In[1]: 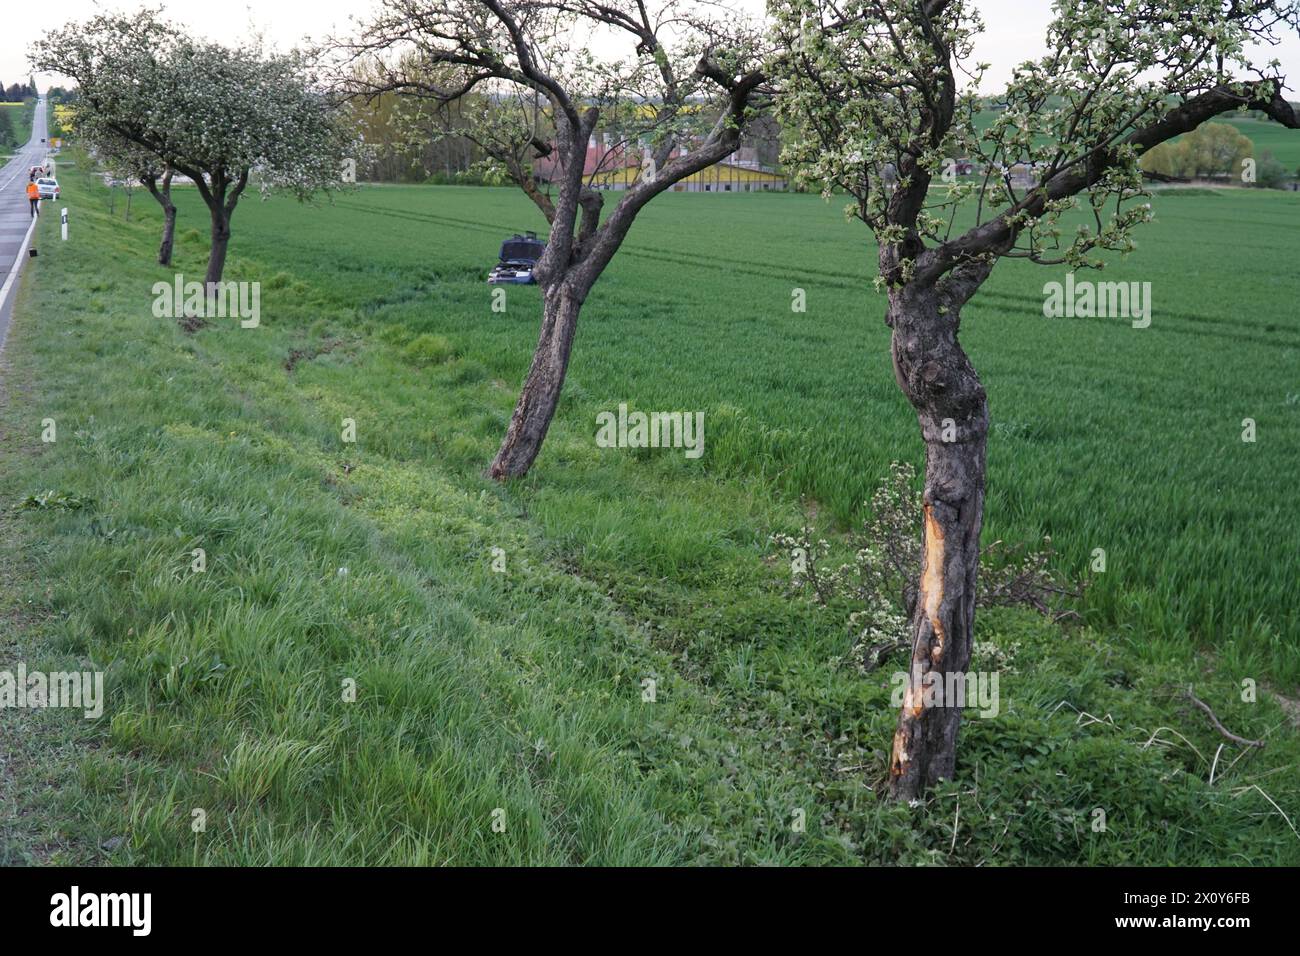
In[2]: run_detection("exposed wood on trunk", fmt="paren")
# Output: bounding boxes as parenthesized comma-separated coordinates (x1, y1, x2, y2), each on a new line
(886, 282, 988, 800)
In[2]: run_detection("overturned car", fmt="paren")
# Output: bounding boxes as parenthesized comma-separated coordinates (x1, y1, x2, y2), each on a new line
(487, 232, 546, 285)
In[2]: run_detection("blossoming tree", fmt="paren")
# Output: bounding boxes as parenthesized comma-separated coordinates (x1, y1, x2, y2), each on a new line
(770, 0, 1300, 800)
(101, 136, 180, 266)
(33, 11, 359, 289)
(341, 0, 769, 478)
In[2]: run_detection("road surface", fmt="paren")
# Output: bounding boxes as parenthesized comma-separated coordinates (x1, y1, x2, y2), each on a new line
(0, 96, 50, 353)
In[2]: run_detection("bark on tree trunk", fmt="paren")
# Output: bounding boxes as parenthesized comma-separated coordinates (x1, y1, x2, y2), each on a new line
(143, 172, 177, 266)
(205, 206, 231, 290)
(488, 282, 585, 479)
(886, 282, 989, 801)
(158, 204, 177, 266)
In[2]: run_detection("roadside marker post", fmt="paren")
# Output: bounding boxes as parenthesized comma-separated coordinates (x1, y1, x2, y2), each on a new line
(61, 207, 68, 241)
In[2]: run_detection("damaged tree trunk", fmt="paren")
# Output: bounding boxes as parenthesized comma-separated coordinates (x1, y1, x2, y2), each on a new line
(488, 280, 587, 478)
(886, 280, 989, 800)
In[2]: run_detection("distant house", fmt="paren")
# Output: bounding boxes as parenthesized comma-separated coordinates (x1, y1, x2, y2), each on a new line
(534, 137, 787, 192)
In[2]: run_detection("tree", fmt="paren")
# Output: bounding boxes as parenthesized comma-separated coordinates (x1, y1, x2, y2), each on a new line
(772, 0, 1300, 800)
(162, 40, 360, 288)
(1192, 121, 1254, 178)
(1139, 138, 1195, 179)
(340, 0, 769, 478)
(32, 13, 189, 269)
(1139, 122, 1253, 180)
(32, 10, 360, 289)
(101, 135, 180, 265)
(1162, 120, 1256, 178)
(346, 64, 497, 183)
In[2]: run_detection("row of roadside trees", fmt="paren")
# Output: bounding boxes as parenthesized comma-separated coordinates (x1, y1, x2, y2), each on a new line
(31, 0, 1300, 803)
(31, 15, 358, 282)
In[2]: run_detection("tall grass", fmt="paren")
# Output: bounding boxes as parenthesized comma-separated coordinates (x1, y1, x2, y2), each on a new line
(1, 163, 1296, 866)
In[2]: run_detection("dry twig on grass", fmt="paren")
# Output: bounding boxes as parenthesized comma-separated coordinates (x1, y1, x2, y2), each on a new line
(1185, 685, 1264, 749)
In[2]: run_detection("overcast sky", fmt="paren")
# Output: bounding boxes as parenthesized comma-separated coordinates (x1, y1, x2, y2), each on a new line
(5, 0, 1299, 97)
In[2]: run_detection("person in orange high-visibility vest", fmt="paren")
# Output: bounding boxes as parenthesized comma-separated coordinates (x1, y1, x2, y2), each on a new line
(26, 180, 41, 218)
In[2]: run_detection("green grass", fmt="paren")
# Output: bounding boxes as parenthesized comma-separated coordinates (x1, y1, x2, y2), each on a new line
(0, 99, 37, 154)
(142, 178, 1300, 679)
(1219, 114, 1300, 172)
(0, 158, 1297, 866)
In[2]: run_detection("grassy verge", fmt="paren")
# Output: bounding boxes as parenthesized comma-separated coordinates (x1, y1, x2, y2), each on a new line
(0, 99, 37, 157)
(0, 162, 1296, 865)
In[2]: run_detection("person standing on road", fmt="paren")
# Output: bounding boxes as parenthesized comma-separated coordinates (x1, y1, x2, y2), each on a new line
(27, 179, 41, 218)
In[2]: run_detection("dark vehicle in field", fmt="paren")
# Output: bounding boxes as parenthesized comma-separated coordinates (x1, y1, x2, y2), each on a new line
(487, 232, 546, 284)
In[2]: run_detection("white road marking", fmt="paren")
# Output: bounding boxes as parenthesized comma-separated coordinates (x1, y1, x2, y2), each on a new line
(0, 98, 49, 352)
(0, 214, 38, 322)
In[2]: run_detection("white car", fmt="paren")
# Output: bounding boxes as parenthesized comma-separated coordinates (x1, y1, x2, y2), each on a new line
(36, 177, 59, 200)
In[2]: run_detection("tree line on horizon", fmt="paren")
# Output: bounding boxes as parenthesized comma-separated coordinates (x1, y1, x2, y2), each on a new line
(0, 78, 38, 101)
(347, 72, 784, 186)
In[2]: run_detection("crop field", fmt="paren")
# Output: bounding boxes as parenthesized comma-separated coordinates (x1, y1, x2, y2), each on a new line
(1220, 113, 1300, 170)
(176, 181, 1300, 674)
(2, 164, 1298, 865)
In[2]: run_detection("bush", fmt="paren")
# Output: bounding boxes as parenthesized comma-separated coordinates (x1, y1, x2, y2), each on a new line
(1253, 150, 1289, 189)
(772, 462, 1084, 671)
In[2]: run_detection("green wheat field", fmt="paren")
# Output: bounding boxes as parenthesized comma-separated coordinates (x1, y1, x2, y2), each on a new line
(1, 159, 1296, 865)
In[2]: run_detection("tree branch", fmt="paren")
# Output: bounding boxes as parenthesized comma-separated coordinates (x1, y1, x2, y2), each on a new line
(917, 80, 1299, 284)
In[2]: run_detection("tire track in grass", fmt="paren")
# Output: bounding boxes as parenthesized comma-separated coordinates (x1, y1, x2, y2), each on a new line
(332, 198, 868, 289)
(335, 198, 1300, 350)
(967, 289, 1300, 351)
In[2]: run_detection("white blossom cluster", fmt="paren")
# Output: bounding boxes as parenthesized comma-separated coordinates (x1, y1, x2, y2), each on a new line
(32, 11, 362, 205)
(769, 0, 1296, 275)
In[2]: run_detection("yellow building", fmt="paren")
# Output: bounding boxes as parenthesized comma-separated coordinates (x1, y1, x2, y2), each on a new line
(538, 141, 787, 192)
(671, 158, 788, 192)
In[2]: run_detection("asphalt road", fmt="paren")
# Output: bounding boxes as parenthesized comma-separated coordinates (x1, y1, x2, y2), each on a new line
(0, 96, 51, 353)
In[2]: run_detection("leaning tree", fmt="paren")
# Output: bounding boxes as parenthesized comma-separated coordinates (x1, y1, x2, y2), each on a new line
(99, 135, 181, 266)
(771, 0, 1300, 800)
(340, 0, 769, 478)
(33, 11, 359, 289)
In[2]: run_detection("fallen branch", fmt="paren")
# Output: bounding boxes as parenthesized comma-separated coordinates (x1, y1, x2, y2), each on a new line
(1186, 685, 1264, 749)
